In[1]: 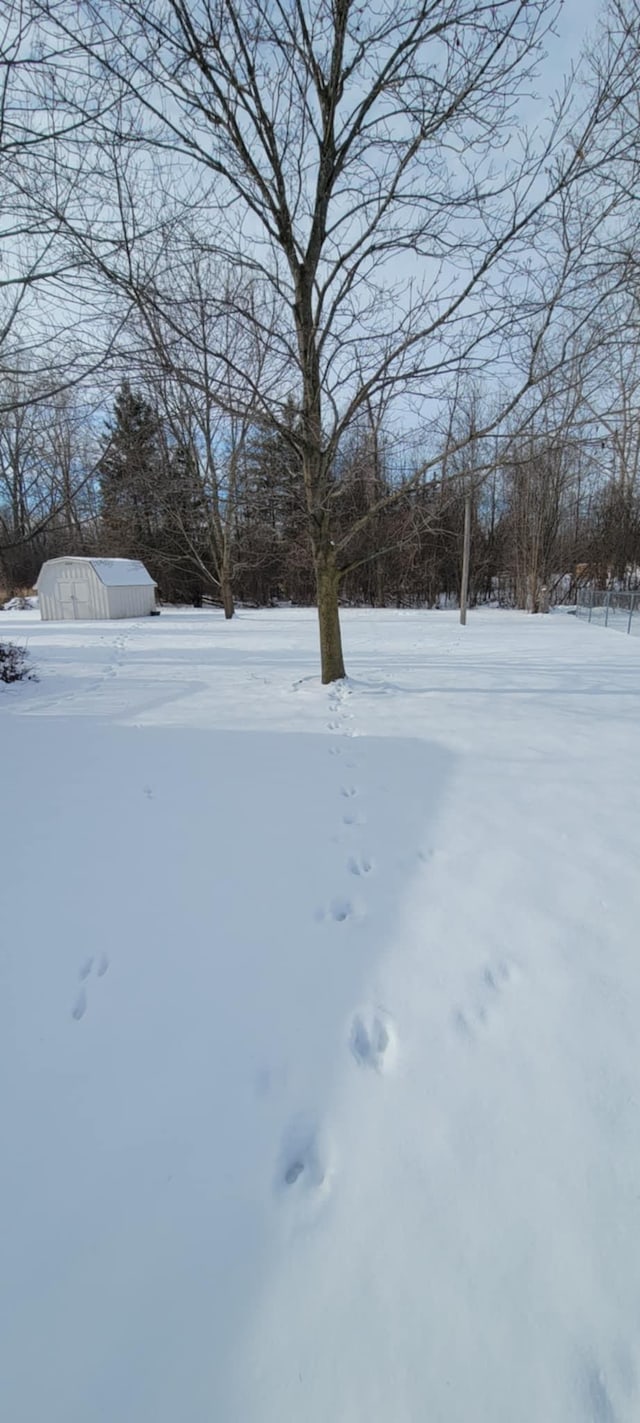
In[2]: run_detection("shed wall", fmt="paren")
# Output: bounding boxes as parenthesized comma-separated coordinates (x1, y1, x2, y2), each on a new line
(38, 559, 156, 620)
(105, 584, 156, 618)
(39, 561, 107, 620)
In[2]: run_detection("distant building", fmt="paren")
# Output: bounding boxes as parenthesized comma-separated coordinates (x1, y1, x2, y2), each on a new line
(37, 557, 157, 621)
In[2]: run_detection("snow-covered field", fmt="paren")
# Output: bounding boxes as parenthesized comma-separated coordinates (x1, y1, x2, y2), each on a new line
(1, 606, 639, 1423)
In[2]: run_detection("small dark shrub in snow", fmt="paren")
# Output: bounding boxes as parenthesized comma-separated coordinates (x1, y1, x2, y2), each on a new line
(0, 642, 33, 684)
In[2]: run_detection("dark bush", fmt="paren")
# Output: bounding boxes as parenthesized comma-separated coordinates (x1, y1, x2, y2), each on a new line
(0, 643, 34, 684)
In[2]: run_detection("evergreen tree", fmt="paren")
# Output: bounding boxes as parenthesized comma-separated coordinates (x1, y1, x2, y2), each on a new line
(99, 382, 165, 556)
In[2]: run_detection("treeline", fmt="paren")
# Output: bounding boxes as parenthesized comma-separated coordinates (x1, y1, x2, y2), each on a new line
(2, 374, 639, 611)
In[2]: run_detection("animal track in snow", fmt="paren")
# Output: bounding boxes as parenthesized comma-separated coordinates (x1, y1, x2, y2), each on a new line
(452, 958, 516, 1041)
(579, 1343, 638, 1423)
(340, 785, 358, 799)
(342, 811, 366, 827)
(315, 896, 360, 924)
(349, 1012, 393, 1072)
(329, 897, 356, 922)
(278, 1115, 327, 1194)
(72, 988, 87, 1021)
(482, 963, 508, 993)
(452, 1008, 473, 1039)
(72, 953, 109, 1020)
(583, 1362, 618, 1423)
(328, 745, 342, 757)
(347, 855, 372, 877)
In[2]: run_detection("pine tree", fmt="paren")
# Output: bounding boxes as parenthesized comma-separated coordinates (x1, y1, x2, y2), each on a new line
(99, 382, 165, 557)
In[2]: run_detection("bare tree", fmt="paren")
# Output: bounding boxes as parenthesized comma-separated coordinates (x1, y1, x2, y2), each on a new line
(1, 4, 62, 373)
(29, 0, 611, 677)
(0, 377, 102, 591)
(1, 4, 87, 389)
(132, 249, 272, 619)
(151, 377, 253, 620)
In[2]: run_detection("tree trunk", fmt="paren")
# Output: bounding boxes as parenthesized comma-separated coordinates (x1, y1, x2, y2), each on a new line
(315, 546, 346, 684)
(460, 493, 472, 626)
(375, 555, 385, 608)
(221, 555, 234, 620)
(221, 578, 234, 620)
(526, 569, 540, 613)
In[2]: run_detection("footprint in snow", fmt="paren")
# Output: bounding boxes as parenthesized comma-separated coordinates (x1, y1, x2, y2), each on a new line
(482, 963, 508, 993)
(350, 1011, 393, 1072)
(328, 897, 357, 923)
(583, 1362, 618, 1423)
(71, 953, 109, 1020)
(341, 786, 358, 799)
(453, 959, 516, 1041)
(347, 855, 372, 877)
(278, 1114, 328, 1194)
(315, 897, 360, 924)
(72, 988, 88, 1021)
(452, 1008, 473, 1039)
(342, 811, 366, 828)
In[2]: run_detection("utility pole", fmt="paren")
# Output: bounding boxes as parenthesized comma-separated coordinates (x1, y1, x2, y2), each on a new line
(460, 493, 472, 626)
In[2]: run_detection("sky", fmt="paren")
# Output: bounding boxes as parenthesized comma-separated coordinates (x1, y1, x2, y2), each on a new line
(0, 0, 610, 438)
(544, 0, 602, 90)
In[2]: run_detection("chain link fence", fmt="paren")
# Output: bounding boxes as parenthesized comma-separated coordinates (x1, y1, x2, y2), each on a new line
(574, 588, 639, 636)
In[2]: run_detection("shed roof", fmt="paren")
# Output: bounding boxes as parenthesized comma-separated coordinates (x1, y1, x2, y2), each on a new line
(38, 557, 156, 588)
(90, 558, 156, 587)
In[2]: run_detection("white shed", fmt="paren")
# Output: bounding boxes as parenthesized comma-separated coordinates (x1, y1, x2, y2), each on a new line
(37, 557, 157, 621)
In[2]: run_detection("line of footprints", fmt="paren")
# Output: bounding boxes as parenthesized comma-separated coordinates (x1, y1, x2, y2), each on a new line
(317, 684, 373, 925)
(72, 952, 110, 1021)
(280, 681, 394, 1196)
(279, 679, 520, 1196)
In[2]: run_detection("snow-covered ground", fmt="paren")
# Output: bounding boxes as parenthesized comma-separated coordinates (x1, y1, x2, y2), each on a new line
(1, 607, 639, 1423)
(577, 603, 640, 638)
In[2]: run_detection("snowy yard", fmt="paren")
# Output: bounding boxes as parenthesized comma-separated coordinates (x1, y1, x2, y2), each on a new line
(1, 606, 640, 1423)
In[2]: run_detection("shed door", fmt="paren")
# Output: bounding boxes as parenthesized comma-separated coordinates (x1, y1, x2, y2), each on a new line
(60, 579, 91, 619)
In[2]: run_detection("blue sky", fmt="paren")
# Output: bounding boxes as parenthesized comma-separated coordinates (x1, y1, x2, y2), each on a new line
(545, 0, 602, 88)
